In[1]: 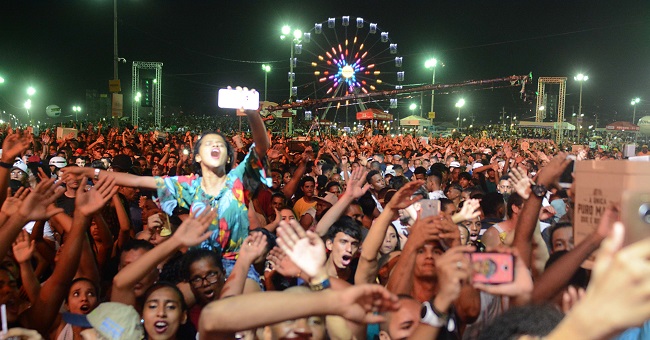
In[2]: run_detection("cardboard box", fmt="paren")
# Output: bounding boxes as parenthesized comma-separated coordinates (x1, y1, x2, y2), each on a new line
(575, 160, 650, 243)
(574, 160, 650, 266)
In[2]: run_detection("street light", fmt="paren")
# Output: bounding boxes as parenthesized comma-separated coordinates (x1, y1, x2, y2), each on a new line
(455, 99, 465, 129)
(262, 64, 271, 101)
(574, 73, 588, 144)
(27, 87, 36, 96)
(424, 58, 437, 119)
(0, 76, 4, 84)
(409, 103, 417, 111)
(631, 97, 641, 124)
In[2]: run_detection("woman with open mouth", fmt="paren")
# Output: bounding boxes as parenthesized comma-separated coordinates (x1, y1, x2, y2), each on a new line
(143, 282, 193, 340)
(52, 277, 100, 339)
(61, 104, 270, 292)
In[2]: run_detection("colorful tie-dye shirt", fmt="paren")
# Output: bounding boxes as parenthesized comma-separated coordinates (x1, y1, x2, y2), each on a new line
(155, 145, 270, 259)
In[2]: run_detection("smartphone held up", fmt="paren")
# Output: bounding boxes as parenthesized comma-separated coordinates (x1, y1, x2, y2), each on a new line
(469, 252, 515, 284)
(218, 87, 259, 111)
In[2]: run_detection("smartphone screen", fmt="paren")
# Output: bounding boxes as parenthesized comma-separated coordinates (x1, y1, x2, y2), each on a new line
(218, 88, 259, 110)
(419, 199, 441, 218)
(470, 252, 515, 284)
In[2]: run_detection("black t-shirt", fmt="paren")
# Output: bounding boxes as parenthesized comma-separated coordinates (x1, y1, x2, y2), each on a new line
(55, 195, 76, 217)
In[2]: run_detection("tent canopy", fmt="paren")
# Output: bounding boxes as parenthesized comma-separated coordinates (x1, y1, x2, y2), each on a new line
(356, 108, 393, 121)
(400, 115, 432, 126)
(517, 121, 575, 131)
(605, 121, 640, 131)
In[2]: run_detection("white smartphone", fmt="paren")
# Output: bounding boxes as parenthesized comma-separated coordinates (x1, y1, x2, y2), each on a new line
(419, 199, 441, 218)
(218, 88, 259, 110)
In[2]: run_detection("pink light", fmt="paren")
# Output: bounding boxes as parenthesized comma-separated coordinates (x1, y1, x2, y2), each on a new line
(338, 44, 342, 53)
(327, 87, 333, 94)
(361, 51, 368, 59)
(367, 64, 375, 69)
(326, 51, 332, 59)
(362, 88, 368, 94)
(319, 77, 327, 82)
(331, 47, 337, 55)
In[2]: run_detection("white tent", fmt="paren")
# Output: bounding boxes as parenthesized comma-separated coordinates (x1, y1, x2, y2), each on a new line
(400, 115, 432, 126)
(517, 121, 575, 130)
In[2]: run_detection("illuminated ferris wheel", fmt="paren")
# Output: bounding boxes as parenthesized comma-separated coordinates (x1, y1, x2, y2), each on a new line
(293, 16, 404, 119)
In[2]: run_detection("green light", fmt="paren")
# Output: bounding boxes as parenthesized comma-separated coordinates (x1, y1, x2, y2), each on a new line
(424, 58, 437, 69)
(293, 29, 302, 40)
(455, 99, 465, 108)
(27, 87, 36, 96)
(262, 64, 271, 72)
(281, 25, 291, 35)
(0, 77, 4, 84)
(409, 103, 417, 110)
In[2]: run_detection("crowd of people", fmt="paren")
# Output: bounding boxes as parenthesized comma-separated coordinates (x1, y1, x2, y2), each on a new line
(0, 107, 648, 340)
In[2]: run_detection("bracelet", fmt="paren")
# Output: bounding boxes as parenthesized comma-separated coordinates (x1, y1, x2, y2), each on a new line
(94, 168, 101, 180)
(0, 161, 12, 169)
(309, 278, 331, 291)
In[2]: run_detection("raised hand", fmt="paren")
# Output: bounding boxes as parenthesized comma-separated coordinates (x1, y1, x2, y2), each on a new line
(561, 285, 585, 314)
(75, 177, 119, 217)
(171, 208, 216, 248)
(344, 166, 371, 199)
(535, 152, 572, 188)
(267, 246, 301, 278)
(539, 205, 556, 221)
(385, 180, 426, 211)
(238, 231, 268, 265)
(453, 198, 481, 222)
(276, 219, 326, 278)
(434, 245, 474, 311)
(1, 131, 32, 163)
(18, 178, 65, 221)
(12, 230, 35, 264)
(332, 284, 400, 324)
(1, 187, 30, 216)
(509, 167, 534, 199)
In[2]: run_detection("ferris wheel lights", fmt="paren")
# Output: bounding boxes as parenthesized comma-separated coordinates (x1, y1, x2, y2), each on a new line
(303, 33, 311, 43)
(288, 72, 295, 82)
(397, 71, 404, 82)
(342, 16, 350, 26)
(318, 55, 324, 61)
(311, 62, 318, 67)
(326, 51, 332, 58)
(357, 18, 364, 28)
(315, 23, 322, 34)
(295, 45, 302, 54)
(377, 80, 383, 84)
(328, 18, 335, 28)
(314, 71, 320, 76)
(373, 71, 381, 75)
(390, 98, 398, 108)
(291, 58, 297, 67)
(291, 87, 297, 96)
(395, 57, 403, 67)
(389, 44, 397, 54)
(362, 88, 368, 94)
(367, 64, 375, 69)
(381, 32, 389, 42)
(370, 85, 376, 91)
(395, 85, 403, 90)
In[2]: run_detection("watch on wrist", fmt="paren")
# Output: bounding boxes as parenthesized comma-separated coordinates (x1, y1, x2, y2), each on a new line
(420, 301, 448, 328)
(531, 183, 547, 198)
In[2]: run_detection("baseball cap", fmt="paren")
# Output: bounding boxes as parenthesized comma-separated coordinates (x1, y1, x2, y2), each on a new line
(449, 161, 461, 168)
(643, 145, 648, 148)
(472, 162, 484, 170)
(483, 148, 492, 154)
(62, 302, 143, 340)
(12, 160, 27, 174)
(314, 192, 338, 206)
(393, 154, 402, 161)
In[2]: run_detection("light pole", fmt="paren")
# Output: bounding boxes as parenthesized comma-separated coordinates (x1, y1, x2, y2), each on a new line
(425, 58, 437, 119)
(73, 106, 81, 122)
(631, 97, 640, 124)
(262, 64, 271, 101)
(24, 100, 32, 125)
(574, 73, 588, 144)
(281, 26, 302, 135)
(455, 99, 465, 129)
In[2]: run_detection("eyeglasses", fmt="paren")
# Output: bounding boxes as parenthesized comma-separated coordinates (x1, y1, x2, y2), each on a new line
(189, 271, 222, 288)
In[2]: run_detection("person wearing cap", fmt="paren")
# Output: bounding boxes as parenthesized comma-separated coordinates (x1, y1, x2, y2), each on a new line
(49, 156, 67, 179)
(312, 192, 338, 224)
(61, 106, 270, 293)
(448, 161, 462, 184)
(10, 160, 29, 192)
(63, 302, 144, 340)
(637, 144, 649, 156)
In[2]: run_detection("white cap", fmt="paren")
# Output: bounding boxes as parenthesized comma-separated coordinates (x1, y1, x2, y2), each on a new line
(12, 160, 27, 173)
(449, 161, 461, 168)
(49, 156, 67, 168)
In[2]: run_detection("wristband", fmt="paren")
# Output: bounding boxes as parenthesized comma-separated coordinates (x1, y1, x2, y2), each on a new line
(0, 161, 12, 169)
(94, 168, 101, 181)
(309, 278, 331, 291)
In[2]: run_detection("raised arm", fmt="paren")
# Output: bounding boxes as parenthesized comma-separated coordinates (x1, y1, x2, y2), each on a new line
(61, 166, 157, 189)
(0, 132, 32, 205)
(241, 104, 269, 158)
(314, 167, 371, 236)
(111, 209, 215, 306)
(199, 284, 400, 339)
(21, 176, 117, 334)
(220, 232, 267, 298)
(355, 181, 423, 284)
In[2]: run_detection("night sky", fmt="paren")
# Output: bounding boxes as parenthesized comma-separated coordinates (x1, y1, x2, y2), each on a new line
(1, 0, 649, 126)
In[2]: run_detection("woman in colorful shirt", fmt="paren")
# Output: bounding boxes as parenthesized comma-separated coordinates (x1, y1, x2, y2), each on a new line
(62, 108, 270, 290)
